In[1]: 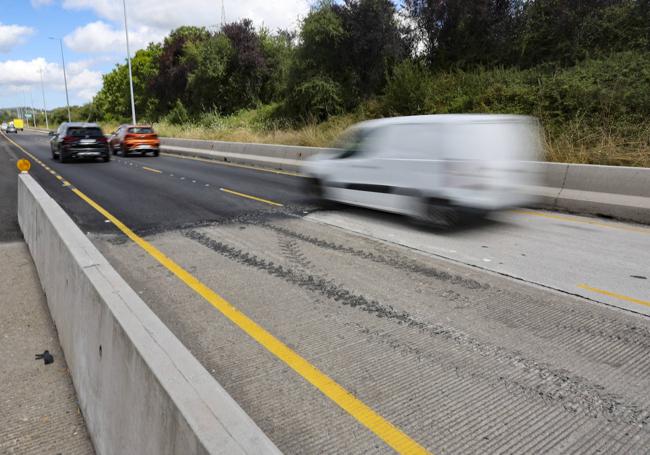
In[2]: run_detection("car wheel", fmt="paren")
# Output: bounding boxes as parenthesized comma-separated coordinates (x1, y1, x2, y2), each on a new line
(153, 150, 159, 157)
(103, 155, 110, 163)
(59, 154, 69, 163)
(110, 144, 117, 155)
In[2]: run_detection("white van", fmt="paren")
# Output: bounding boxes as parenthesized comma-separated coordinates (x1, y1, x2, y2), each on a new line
(302, 114, 543, 224)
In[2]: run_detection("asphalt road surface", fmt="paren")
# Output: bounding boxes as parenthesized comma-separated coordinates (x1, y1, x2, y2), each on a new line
(0, 135, 21, 241)
(3, 130, 650, 454)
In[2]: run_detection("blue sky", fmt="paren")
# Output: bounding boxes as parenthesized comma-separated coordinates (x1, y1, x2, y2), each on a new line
(0, 0, 310, 111)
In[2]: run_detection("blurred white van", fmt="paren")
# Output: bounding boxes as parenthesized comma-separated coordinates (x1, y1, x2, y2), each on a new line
(302, 114, 543, 224)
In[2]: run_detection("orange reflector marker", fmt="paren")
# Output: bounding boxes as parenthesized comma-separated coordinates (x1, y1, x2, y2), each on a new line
(17, 159, 31, 173)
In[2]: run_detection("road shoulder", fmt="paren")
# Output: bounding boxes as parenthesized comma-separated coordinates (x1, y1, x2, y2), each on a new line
(0, 243, 94, 453)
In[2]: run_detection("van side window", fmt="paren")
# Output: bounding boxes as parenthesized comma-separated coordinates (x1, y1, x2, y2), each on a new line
(386, 124, 438, 159)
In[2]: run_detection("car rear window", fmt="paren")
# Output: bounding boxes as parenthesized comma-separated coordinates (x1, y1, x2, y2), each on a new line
(128, 127, 154, 134)
(67, 127, 104, 137)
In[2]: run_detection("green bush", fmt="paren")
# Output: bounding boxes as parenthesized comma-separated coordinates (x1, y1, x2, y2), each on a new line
(285, 76, 344, 121)
(538, 51, 650, 127)
(164, 100, 191, 124)
(381, 60, 432, 116)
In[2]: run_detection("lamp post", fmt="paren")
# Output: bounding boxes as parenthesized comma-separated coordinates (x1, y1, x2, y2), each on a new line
(122, 0, 137, 125)
(29, 90, 36, 127)
(49, 37, 71, 122)
(39, 68, 49, 130)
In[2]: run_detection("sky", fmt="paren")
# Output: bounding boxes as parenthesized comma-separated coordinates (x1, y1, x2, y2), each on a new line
(0, 0, 311, 111)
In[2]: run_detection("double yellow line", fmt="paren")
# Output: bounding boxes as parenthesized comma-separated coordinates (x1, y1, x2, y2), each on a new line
(2, 131, 431, 454)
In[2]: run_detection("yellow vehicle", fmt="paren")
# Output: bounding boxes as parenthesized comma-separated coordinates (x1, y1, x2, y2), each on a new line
(13, 119, 24, 131)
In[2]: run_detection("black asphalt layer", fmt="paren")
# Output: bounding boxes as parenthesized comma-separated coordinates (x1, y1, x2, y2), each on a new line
(2, 131, 315, 236)
(0, 137, 21, 242)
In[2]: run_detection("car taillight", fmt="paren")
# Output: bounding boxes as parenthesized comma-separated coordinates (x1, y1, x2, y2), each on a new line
(97, 136, 107, 143)
(62, 136, 76, 142)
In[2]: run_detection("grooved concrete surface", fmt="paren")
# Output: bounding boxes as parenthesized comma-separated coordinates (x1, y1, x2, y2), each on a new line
(0, 242, 94, 455)
(92, 215, 650, 454)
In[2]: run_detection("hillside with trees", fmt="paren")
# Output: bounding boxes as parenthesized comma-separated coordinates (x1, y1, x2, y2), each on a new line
(83, 0, 649, 166)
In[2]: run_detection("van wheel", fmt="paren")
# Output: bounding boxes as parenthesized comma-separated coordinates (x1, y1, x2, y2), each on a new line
(305, 178, 336, 209)
(421, 199, 460, 228)
(304, 177, 324, 198)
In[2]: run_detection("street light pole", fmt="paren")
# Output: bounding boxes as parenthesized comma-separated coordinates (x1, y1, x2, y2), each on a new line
(39, 68, 49, 130)
(22, 91, 27, 123)
(50, 37, 71, 122)
(122, 0, 137, 125)
(30, 90, 36, 127)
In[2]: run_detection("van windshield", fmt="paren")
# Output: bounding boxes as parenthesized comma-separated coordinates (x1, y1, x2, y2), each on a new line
(334, 128, 368, 159)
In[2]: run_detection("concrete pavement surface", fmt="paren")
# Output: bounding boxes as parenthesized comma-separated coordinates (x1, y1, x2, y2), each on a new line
(3, 131, 650, 454)
(0, 139, 93, 454)
(307, 207, 650, 316)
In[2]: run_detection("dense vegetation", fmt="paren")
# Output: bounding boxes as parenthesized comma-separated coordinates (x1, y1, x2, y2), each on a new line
(44, 1, 650, 164)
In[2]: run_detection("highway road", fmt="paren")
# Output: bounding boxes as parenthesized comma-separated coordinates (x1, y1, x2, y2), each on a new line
(3, 130, 650, 454)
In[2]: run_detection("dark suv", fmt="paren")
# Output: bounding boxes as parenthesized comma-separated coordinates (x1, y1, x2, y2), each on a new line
(50, 123, 110, 163)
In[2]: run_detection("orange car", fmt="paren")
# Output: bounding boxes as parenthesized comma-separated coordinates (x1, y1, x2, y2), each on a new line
(108, 125, 160, 157)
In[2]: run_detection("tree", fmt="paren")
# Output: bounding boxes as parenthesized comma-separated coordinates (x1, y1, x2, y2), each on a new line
(519, 0, 649, 67)
(220, 19, 268, 112)
(405, 0, 524, 68)
(259, 29, 296, 104)
(152, 26, 210, 113)
(336, 0, 407, 97)
(93, 43, 161, 121)
(186, 34, 233, 113)
(285, 0, 407, 119)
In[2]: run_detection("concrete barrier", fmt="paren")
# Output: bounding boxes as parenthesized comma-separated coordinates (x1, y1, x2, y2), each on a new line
(17, 173, 281, 455)
(161, 137, 650, 223)
(160, 137, 331, 172)
(24, 127, 51, 135)
(527, 162, 650, 223)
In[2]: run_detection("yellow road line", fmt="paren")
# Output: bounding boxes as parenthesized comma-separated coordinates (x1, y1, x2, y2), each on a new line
(71, 189, 428, 455)
(513, 209, 650, 234)
(4, 131, 430, 454)
(142, 166, 162, 174)
(161, 152, 303, 177)
(578, 284, 650, 308)
(220, 187, 284, 207)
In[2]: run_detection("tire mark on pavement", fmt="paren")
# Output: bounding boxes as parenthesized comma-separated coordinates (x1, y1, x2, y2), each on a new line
(184, 228, 650, 427)
(261, 222, 486, 290)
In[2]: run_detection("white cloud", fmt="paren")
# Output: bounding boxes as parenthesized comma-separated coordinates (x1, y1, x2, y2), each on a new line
(64, 21, 162, 54)
(0, 58, 103, 102)
(62, 0, 309, 50)
(68, 69, 103, 101)
(0, 23, 36, 53)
